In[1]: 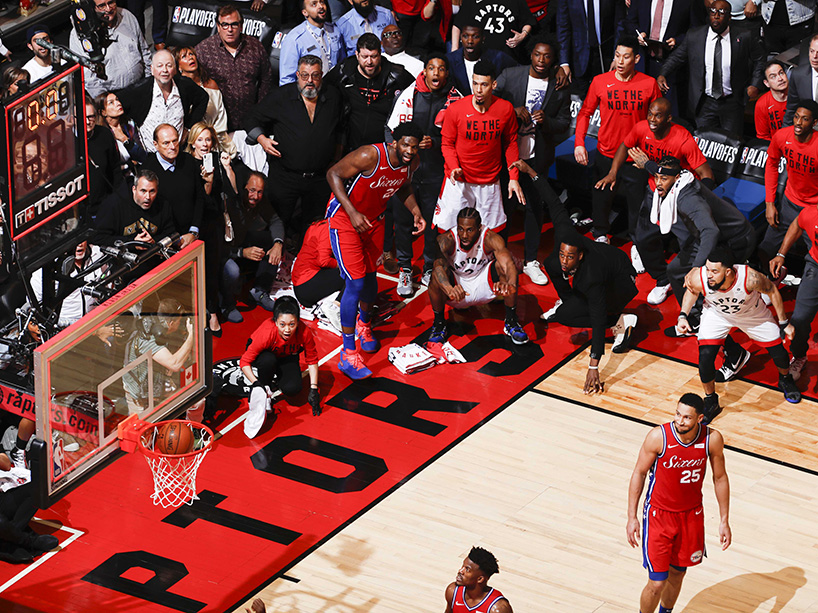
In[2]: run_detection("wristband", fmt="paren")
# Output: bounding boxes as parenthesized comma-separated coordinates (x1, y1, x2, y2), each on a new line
(588, 365, 599, 370)
(779, 319, 789, 326)
(678, 312, 688, 319)
(776, 252, 786, 258)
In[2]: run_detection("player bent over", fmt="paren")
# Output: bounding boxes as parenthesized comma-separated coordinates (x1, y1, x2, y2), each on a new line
(427, 207, 529, 345)
(444, 546, 513, 613)
(326, 122, 426, 379)
(678, 246, 800, 423)
(627, 393, 731, 613)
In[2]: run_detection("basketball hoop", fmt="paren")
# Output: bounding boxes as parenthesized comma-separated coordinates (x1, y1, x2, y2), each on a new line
(135, 420, 214, 508)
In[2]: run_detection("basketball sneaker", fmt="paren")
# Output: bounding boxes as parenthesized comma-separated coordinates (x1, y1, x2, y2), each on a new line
(504, 320, 530, 344)
(428, 322, 448, 344)
(421, 269, 432, 287)
(8, 447, 26, 470)
(397, 270, 414, 297)
(594, 235, 609, 244)
(630, 245, 645, 274)
(779, 373, 801, 403)
(789, 355, 808, 381)
(338, 348, 372, 379)
(702, 393, 722, 424)
(540, 299, 563, 322)
(523, 261, 549, 285)
(355, 317, 379, 352)
(320, 300, 342, 333)
(647, 283, 672, 305)
(715, 347, 751, 382)
(611, 314, 637, 353)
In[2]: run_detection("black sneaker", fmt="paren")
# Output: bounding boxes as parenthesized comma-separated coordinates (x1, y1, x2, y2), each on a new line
(0, 546, 33, 564)
(779, 374, 802, 404)
(703, 393, 722, 424)
(715, 347, 751, 382)
(664, 322, 698, 338)
(428, 322, 448, 344)
(24, 533, 58, 553)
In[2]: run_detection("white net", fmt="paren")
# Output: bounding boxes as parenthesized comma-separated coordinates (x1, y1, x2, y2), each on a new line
(139, 423, 213, 508)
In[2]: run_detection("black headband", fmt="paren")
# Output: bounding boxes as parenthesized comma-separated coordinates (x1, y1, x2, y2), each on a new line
(656, 166, 681, 176)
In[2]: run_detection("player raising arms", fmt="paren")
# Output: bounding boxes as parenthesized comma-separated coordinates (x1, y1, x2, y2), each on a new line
(326, 122, 426, 380)
(627, 393, 731, 613)
(444, 547, 513, 613)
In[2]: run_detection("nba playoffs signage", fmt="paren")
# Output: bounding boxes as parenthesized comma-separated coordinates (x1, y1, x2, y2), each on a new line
(167, 2, 279, 50)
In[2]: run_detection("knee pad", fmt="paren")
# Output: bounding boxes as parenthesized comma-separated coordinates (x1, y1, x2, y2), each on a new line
(698, 344, 720, 382)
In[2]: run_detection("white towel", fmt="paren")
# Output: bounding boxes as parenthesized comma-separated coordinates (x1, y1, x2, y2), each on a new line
(388, 343, 438, 374)
(650, 170, 695, 234)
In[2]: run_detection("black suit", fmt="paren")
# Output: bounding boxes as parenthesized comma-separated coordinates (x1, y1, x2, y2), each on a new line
(660, 25, 764, 133)
(143, 152, 206, 237)
(783, 63, 815, 126)
(117, 75, 209, 131)
(445, 48, 518, 101)
(621, 0, 703, 74)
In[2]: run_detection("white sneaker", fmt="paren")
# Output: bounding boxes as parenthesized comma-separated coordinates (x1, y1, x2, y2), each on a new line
(611, 313, 637, 353)
(421, 270, 432, 287)
(320, 299, 342, 333)
(647, 283, 672, 305)
(595, 235, 610, 244)
(397, 270, 414, 297)
(541, 299, 563, 322)
(523, 261, 549, 285)
(790, 356, 808, 381)
(630, 245, 645, 274)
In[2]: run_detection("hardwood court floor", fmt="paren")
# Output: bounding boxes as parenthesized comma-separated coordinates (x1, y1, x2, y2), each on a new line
(233, 384, 818, 611)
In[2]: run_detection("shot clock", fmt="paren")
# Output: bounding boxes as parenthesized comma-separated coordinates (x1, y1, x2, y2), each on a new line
(2, 63, 89, 242)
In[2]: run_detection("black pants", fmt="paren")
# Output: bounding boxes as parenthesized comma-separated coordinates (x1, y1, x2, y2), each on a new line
(764, 20, 813, 55)
(294, 268, 345, 308)
(591, 154, 649, 239)
(790, 260, 818, 359)
(253, 351, 303, 397)
(695, 94, 744, 136)
(393, 177, 443, 273)
(221, 230, 279, 308)
(759, 194, 806, 266)
(0, 483, 36, 549)
(266, 162, 332, 241)
(542, 270, 638, 328)
(126, 0, 167, 44)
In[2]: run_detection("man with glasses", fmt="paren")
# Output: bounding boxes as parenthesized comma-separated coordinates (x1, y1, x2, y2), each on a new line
(195, 4, 274, 131)
(244, 55, 343, 243)
(658, 0, 764, 133)
(69, 0, 151, 97)
(380, 25, 423, 77)
(279, 0, 344, 85)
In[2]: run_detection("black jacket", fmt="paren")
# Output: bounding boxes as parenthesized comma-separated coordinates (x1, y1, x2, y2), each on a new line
(117, 75, 209, 130)
(326, 56, 414, 151)
(495, 65, 571, 171)
(93, 181, 175, 247)
(143, 152, 206, 235)
(87, 125, 123, 215)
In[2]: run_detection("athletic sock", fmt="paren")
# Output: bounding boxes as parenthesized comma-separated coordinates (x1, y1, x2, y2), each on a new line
(659, 606, 672, 613)
(505, 305, 517, 324)
(433, 310, 446, 327)
(15, 436, 26, 451)
(342, 332, 356, 352)
(358, 310, 371, 324)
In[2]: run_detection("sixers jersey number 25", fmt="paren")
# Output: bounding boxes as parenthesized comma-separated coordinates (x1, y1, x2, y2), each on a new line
(645, 422, 710, 513)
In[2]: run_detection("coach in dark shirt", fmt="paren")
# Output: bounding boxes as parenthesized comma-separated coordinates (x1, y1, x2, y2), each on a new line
(143, 124, 206, 248)
(244, 54, 343, 241)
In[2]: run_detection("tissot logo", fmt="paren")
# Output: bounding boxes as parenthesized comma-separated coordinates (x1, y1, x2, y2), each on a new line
(693, 137, 738, 164)
(14, 175, 85, 230)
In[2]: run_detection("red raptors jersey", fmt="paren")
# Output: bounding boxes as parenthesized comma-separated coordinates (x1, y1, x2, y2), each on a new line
(754, 91, 786, 141)
(797, 206, 818, 266)
(326, 143, 411, 222)
(646, 422, 710, 512)
(623, 121, 706, 190)
(765, 126, 818, 206)
(451, 586, 506, 612)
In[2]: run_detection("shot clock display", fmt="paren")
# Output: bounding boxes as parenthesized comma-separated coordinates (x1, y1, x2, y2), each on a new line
(3, 63, 88, 241)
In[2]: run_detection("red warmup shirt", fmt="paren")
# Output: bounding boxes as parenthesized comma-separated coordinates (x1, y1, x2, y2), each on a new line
(798, 206, 818, 264)
(441, 95, 520, 184)
(645, 422, 710, 512)
(765, 126, 818, 206)
(292, 220, 336, 286)
(754, 91, 787, 141)
(575, 71, 661, 159)
(240, 320, 318, 368)
(623, 121, 707, 190)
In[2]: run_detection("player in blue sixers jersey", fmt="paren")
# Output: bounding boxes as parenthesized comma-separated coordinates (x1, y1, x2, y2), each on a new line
(627, 393, 731, 613)
(326, 122, 426, 379)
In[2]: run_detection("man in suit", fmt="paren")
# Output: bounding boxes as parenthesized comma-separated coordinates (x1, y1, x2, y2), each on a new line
(556, 0, 625, 95)
(446, 24, 517, 96)
(118, 49, 209, 154)
(783, 34, 818, 126)
(658, 0, 764, 135)
(495, 35, 571, 285)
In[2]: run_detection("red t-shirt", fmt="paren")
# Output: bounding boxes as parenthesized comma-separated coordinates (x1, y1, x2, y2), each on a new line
(240, 320, 318, 368)
(575, 71, 661, 159)
(441, 95, 520, 183)
(623, 121, 707, 190)
(765, 126, 818, 206)
(797, 206, 818, 265)
(292, 220, 336, 286)
(646, 422, 710, 513)
(526, 0, 549, 19)
(754, 91, 787, 141)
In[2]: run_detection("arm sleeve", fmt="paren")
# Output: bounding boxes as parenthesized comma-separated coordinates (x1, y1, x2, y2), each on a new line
(268, 208, 286, 243)
(538, 89, 571, 135)
(783, 75, 799, 127)
(556, 0, 571, 67)
(503, 106, 520, 180)
(748, 36, 765, 90)
(754, 97, 771, 140)
(257, 50, 275, 102)
(441, 106, 460, 172)
(587, 279, 609, 359)
(681, 134, 707, 169)
(764, 134, 781, 202)
(622, 123, 640, 149)
(687, 199, 720, 267)
(190, 168, 206, 231)
(278, 32, 299, 86)
(243, 88, 278, 139)
(659, 34, 689, 78)
(574, 79, 599, 148)
(186, 80, 210, 127)
(240, 323, 272, 368)
(302, 326, 318, 364)
(533, 174, 577, 239)
(139, 27, 152, 77)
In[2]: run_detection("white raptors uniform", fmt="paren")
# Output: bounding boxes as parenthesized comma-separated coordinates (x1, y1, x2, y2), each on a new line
(698, 265, 781, 347)
(448, 226, 496, 308)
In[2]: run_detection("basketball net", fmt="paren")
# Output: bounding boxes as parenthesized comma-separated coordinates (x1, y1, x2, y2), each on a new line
(136, 420, 214, 508)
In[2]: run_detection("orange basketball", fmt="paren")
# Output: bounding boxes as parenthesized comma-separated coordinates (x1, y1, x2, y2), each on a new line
(154, 422, 194, 455)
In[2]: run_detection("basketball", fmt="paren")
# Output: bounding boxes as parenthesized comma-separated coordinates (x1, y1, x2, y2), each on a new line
(154, 422, 194, 455)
